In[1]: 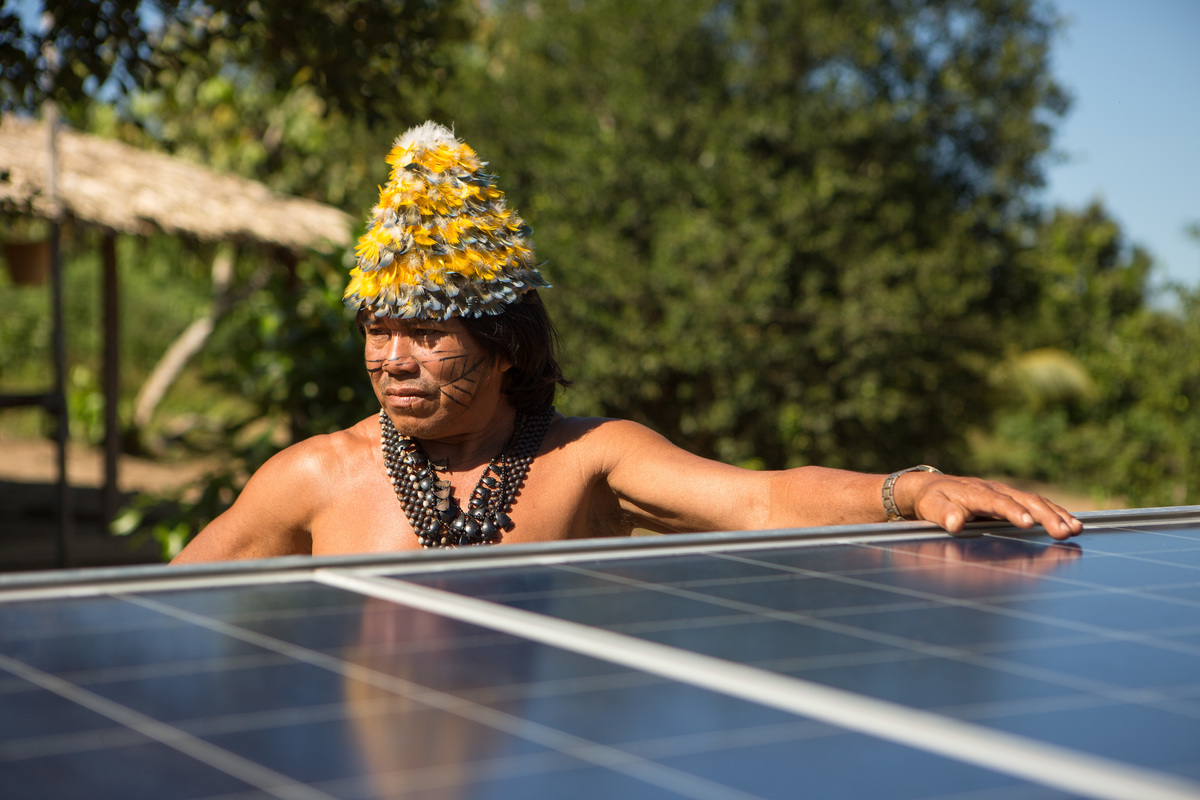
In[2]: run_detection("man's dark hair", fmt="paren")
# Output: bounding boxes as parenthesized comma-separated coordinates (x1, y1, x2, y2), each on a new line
(459, 291, 570, 413)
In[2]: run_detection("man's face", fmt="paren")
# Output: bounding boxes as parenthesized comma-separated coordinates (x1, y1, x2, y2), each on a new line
(364, 316, 510, 439)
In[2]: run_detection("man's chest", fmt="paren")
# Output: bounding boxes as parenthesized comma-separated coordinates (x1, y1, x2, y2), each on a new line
(309, 451, 628, 555)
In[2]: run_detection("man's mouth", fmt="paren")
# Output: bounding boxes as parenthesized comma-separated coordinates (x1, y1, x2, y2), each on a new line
(382, 385, 432, 408)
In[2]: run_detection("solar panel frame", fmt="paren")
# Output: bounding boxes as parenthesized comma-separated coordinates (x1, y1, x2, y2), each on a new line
(2, 505, 1199, 800)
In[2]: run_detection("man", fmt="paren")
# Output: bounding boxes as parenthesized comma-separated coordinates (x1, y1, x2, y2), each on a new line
(172, 122, 1081, 564)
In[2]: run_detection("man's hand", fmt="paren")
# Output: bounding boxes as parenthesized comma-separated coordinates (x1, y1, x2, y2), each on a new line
(898, 472, 1083, 541)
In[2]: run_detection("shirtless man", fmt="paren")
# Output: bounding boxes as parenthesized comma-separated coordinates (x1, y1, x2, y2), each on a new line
(173, 123, 1081, 563)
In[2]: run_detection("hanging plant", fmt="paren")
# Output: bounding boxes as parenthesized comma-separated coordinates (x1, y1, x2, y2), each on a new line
(2, 216, 52, 287)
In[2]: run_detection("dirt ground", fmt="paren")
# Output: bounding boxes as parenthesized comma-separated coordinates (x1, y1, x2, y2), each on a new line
(0, 436, 216, 494)
(0, 435, 1118, 511)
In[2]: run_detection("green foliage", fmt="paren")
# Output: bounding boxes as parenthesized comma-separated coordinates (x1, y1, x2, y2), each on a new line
(0, 228, 218, 442)
(448, 0, 1067, 472)
(1, 0, 154, 112)
(9, 0, 1199, 562)
(113, 465, 245, 561)
(2, 0, 474, 120)
(165, 0, 472, 120)
(203, 255, 378, 445)
(90, 29, 388, 210)
(116, 251, 380, 554)
(975, 204, 1200, 506)
(1001, 202, 1154, 351)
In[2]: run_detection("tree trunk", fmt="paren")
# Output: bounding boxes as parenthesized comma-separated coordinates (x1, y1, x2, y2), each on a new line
(131, 245, 266, 445)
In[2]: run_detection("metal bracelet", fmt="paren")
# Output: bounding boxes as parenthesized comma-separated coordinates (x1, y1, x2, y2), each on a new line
(882, 465, 942, 521)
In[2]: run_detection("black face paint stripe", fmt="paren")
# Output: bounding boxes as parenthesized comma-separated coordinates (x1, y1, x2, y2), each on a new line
(366, 347, 492, 407)
(437, 356, 491, 405)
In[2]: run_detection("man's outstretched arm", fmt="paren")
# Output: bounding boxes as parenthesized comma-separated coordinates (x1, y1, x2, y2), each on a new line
(170, 443, 320, 564)
(598, 420, 1082, 540)
(765, 465, 1082, 540)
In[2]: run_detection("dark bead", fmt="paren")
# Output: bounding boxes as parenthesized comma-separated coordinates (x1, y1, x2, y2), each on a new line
(419, 477, 434, 491)
(463, 519, 480, 537)
(482, 476, 499, 489)
(480, 520, 498, 538)
(441, 506, 458, 522)
(496, 511, 512, 529)
(451, 515, 467, 531)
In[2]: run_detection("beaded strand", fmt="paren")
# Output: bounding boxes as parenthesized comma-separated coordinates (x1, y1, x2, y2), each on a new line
(380, 407, 553, 547)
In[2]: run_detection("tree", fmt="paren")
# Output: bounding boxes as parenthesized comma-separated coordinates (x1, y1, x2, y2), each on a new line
(2, 1, 472, 119)
(1001, 202, 1154, 353)
(447, 0, 1068, 471)
(977, 204, 1200, 506)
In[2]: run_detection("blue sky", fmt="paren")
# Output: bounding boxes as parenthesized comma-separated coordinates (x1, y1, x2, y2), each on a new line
(1043, 0, 1200, 289)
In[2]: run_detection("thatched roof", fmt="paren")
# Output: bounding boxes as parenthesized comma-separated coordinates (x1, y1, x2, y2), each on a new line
(0, 115, 353, 254)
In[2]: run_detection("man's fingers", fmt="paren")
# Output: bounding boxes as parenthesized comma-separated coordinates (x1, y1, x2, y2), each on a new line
(996, 487, 1084, 540)
(913, 477, 1083, 540)
(1019, 493, 1083, 540)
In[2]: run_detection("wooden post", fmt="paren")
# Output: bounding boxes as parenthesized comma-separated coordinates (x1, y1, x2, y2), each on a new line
(102, 232, 120, 528)
(47, 104, 72, 568)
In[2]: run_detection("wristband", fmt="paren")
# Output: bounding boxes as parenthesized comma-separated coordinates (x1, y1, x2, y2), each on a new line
(882, 465, 942, 521)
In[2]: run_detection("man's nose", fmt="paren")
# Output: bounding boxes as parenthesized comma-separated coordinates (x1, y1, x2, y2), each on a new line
(380, 335, 419, 374)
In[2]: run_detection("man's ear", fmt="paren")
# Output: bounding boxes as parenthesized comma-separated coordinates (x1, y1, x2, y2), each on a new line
(496, 355, 513, 374)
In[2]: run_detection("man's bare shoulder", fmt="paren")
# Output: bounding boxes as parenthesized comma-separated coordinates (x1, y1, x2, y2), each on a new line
(259, 415, 380, 485)
(171, 416, 382, 564)
(300, 415, 380, 472)
(543, 416, 668, 463)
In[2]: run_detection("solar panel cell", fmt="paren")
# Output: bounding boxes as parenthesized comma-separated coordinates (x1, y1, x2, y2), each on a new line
(2, 741, 260, 800)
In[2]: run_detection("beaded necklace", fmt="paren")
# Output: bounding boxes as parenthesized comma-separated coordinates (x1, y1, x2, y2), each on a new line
(380, 407, 553, 548)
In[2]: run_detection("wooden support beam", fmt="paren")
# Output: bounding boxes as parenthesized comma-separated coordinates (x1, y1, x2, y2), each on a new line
(102, 232, 120, 529)
(47, 104, 72, 569)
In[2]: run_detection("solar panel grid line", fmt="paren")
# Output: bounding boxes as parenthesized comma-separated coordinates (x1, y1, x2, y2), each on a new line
(577, 541, 1200, 718)
(711, 543, 1200, 651)
(974, 538, 1200, 587)
(1, 723, 146, 764)
(1062, 507, 1200, 525)
(117, 592, 771, 800)
(0, 652, 338, 800)
(720, 539, 1200, 610)
(315, 569, 1200, 800)
(330, 527, 974, 580)
(554, 563, 1033, 659)
(15, 651, 297, 689)
(4, 504, 1189, 604)
(0, 527, 951, 607)
(555, 561, 1200, 716)
(0, 563, 316, 605)
(306, 749, 604, 800)
(1000, 525, 1200, 545)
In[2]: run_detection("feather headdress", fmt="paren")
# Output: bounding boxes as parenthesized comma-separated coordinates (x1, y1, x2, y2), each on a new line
(344, 122, 550, 319)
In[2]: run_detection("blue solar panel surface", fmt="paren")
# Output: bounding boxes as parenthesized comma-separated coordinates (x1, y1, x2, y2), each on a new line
(1, 508, 1199, 799)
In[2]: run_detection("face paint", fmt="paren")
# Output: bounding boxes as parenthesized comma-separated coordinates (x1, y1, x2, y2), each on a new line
(364, 317, 508, 439)
(430, 352, 493, 408)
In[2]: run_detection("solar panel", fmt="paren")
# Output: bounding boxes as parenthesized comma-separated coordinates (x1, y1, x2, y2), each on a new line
(2, 507, 1199, 799)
